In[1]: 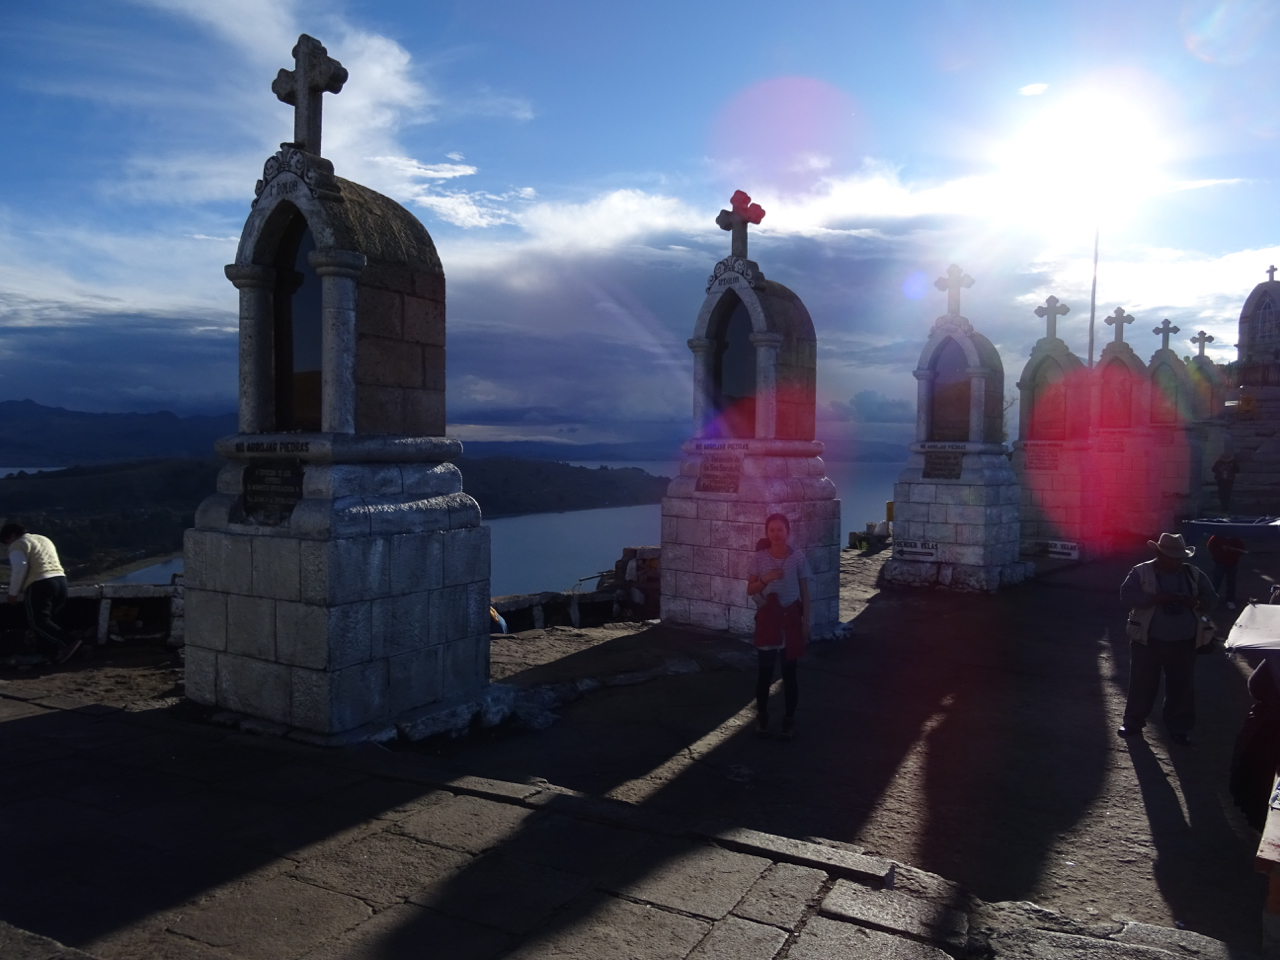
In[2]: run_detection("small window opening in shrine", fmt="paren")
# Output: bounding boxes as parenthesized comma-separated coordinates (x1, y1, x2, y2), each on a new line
(1029, 357, 1066, 440)
(1151, 364, 1178, 424)
(1100, 359, 1132, 428)
(929, 337, 970, 442)
(1258, 297, 1279, 342)
(271, 209, 323, 431)
(710, 293, 756, 438)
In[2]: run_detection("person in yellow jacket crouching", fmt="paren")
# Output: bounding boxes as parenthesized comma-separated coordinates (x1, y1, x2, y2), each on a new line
(2, 522, 80, 666)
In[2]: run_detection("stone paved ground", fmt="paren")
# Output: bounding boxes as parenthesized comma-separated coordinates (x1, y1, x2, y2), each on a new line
(0, 544, 1271, 957)
(0, 686, 1257, 960)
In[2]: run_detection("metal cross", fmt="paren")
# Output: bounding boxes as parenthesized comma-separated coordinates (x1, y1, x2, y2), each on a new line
(715, 190, 765, 259)
(1034, 295, 1070, 340)
(1190, 330, 1214, 357)
(934, 264, 974, 317)
(1105, 307, 1134, 344)
(1153, 318, 1180, 351)
(1269, 265, 1277, 282)
(272, 34, 348, 156)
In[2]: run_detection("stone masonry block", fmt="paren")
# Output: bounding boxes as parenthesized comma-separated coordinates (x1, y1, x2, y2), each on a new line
(215, 462, 247, 495)
(441, 637, 485, 697)
(936, 485, 966, 505)
(677, 517, 712, 547)
(389, 646, 443, 715)
(367, 497, 451, 537)
(218, 653, 291, 725)
(403, 295, 445, 346)
(664, 542, 693, 573)
(302, 537, 392, 606)
(357, 335, 423, 389)
(663, 497, 698, 519)
(727, 500, 766, 524)
(927, 503, 948, 523)
(372, 592, 431, 658)
(677, 571, 712, 602)
(895, 501, 928, 523)
(290, 667, 334, 733)
(184, 589, 227, 651)
(948, 505, 985, 525)
(184, 529, 252, 595)
(443, 526, 491, 587)
(226, 594, 275, 660)
(662, 595, 690, 623)
(728, 549, 754, 580)
(422, 345, 446, 393)
(709, 575, 743, 606)
(184, 645, 217, 703)
(357, 286, 403, 339)
(390, 531, 444, 595)
(430, 585, 469, 642)
(406, 388, 445, 438)
(710, 520, 754, 552)
(466, 582, 490, 637)
(697, 499, 730, 521)
(688, 599, 728, 631)
(331, 659, 390, 732)
(693, 546, 729, 578)
(728, 604, 755, 636)
(362, 260, 415, 294)
(400, 463, 463, 497)
(924, 523, 954, 543)
(302, 464, 404, 499)
(274, 601, 328, 669)
(251, 536, 301, 601)
(661, 568, 677, 597)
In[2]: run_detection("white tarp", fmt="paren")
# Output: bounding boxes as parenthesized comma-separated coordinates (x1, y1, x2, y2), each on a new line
(1225, 603, 1280, 652)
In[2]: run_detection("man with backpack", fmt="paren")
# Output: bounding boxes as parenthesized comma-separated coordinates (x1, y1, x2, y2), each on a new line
(1118, 532, 1217, 745)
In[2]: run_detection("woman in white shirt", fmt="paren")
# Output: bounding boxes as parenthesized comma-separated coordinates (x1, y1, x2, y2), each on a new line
(746, 513, 812, 738)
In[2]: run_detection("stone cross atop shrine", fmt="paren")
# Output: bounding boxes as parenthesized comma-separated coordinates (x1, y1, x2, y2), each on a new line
(1153, 318, 1180, 351)
(272, 34, 348, 156)
(1034, 295, 1070, 340)
(715, 190, 765, 259)
(1105, 307, 1134, 344)
(935, 264, 974, 317)
(1268, 265, 1277, 282)
(1191, 330, 1214, 357)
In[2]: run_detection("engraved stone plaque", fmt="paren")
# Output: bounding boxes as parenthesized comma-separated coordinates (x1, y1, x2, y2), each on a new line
(243, 460, 304, 524)
(922, 451, 963, 480)
(696, 453, 744, 494)
(1024, 443, 1062, 472)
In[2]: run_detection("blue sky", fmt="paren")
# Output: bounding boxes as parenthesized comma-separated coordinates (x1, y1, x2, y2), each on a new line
(1, 0, 1278, 444)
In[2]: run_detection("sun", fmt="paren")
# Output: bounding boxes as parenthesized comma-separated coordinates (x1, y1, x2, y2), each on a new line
(987, 88, 1173, 235)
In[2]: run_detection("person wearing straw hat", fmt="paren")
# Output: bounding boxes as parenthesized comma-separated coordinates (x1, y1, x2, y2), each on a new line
(1118, 532, 1217, 745)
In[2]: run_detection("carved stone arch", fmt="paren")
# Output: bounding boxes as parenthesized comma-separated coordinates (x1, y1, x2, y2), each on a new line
(693, 282, 769, 340)
(1100, 357, 1134, 428)
(929, 336, 972, 442)
(705, 289, 756, 438)
(1027, 354, 1067, 441)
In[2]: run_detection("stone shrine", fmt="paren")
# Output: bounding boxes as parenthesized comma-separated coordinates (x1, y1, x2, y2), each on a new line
(1012, 295, 1097, 559)
(1227, 266, 1280, 513)
(883, 266, 1032, 591)
(660, 191, 840, 637)
(183, 36, 495, 743)
(1146, 319, 1210, 519)
(1088, 307, 1165, 547)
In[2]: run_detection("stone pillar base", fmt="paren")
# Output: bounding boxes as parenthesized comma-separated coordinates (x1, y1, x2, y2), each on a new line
(882, 558, 1035, 592)
(183, 455, 494, 741)
(659, 442, 841, 639)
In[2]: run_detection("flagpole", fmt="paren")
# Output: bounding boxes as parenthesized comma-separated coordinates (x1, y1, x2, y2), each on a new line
(1087, 227, 1099, 368)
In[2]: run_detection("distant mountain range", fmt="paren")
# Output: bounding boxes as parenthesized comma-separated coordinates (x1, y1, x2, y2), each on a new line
(0, 401, 909, 466)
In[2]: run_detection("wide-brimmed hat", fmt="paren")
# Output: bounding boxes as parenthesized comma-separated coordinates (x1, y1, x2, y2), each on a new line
(1148, 532, 1195, 559)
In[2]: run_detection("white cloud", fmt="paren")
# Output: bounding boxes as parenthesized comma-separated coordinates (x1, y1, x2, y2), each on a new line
(1019, 83, 1049, 96)
(368, 157, 478, 180)
(446, 152, 465, 161)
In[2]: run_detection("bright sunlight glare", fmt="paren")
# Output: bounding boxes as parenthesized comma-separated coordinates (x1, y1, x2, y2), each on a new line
(987, 89, 1172, 236)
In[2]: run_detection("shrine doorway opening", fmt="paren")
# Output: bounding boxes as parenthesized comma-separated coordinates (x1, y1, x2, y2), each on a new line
(709, 291, 756, 438)
(271, 206, 323, 432)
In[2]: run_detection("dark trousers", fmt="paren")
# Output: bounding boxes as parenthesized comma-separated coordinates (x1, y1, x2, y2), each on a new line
(24, 576, 68, 655)
(756, 649, 798, 718)
(1212, 563, 1238, 604)
(1218, 481, 1233, 513)
(1123, 638, 1196, 736)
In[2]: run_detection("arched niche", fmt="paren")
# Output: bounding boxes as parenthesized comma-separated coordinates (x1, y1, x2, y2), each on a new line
(707, 291, 756, 438)
(269, 206, 324, 431)
(688, 272, 816, 441)
(930, 337, 971, 441)
(1027, 356, 1066, 440)
(1100, 358, 1133, 428)
(912, 318, 1005, 445)
(226, 147, 446, 438)
(1150, 362, 1179, 425)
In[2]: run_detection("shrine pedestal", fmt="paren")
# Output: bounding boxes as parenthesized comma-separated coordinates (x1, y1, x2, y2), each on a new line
(183, 435, 494, 744)
(883, 442, 1033, 592)
(660, 439, 841, 638)
(1012, 439, 1098, 560)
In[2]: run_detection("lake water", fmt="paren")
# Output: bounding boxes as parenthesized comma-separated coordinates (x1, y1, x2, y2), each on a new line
(112, 459, 903, 595)
(0, 466, 59, 478)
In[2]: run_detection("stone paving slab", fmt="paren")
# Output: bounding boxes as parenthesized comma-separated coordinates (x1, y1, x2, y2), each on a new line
(0, 687, 1250, 960)
(603, 837, 773, 920)
(821, 877, 969, 948)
